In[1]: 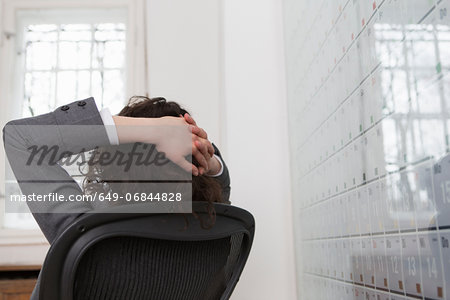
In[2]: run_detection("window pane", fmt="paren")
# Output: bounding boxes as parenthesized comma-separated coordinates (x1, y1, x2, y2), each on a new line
(26, 30, 58, 42)
(56, 71, 77, 105)
(59, 41, 91, 69)
(95, 23, 126, 41)
(26, 42, 57, 70)
(77, 70, 91, 99)
(104, 41, 125, 68)
(91, 70, 104, 106)
(28, 24, 57, 32)
(92, 42, 105, 69)
(104, 70, 125, 106)
(62, 23, 91, 31)
(97, 23, 125, 31)
(95, 29, 125, 41)
(60, 24, 92, 41)
(23, 71, 55, 116)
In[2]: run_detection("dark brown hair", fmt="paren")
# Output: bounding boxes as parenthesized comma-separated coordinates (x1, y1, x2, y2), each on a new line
(82, 96, 225, 228)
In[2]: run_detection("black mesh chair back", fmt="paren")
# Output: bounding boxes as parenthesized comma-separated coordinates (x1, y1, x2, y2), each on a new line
(38, 202, 255, 300)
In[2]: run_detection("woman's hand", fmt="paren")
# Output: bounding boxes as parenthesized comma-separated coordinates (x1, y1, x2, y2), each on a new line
(183, 113, 222, 176)
(112, 115, 212, 176)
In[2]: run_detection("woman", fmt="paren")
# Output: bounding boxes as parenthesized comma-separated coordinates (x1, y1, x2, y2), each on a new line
(3, 96, 231, 299)
(84, 96, 230, 226)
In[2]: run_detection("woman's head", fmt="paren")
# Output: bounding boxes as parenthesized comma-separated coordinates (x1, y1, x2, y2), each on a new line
(83, 96, 225, 228)
(118, 96, 189, 118)
(117, 96, 224, 203)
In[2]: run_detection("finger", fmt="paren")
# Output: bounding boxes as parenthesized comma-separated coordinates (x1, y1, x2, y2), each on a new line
(192, 149, 209, 172)
(207, 142, 214, 158)
(184, 159, 200, 176)
(195, 140, 209, 159)
(198, 138, 214, 158)
(170, 155, 199, 176)
(197, 127, 208, 139)
(179, 114, 189, 124)
(192, 165, 199, 176)
(188, 125, 199, 134)
(192, 144, 209, 171)
(198, 166, 206, 175)
(189, 125, 208, 139)
(184, 113, 197, 126)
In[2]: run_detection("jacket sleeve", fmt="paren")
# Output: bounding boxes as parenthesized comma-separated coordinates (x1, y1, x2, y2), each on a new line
(211, 144, 231, 204)
(2, 98, 110, 243)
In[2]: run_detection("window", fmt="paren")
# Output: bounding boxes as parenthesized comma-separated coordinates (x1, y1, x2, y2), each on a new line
(17, 8, 128, 116)
(2, 8, 128, 230)
(22, 22, 126, 117)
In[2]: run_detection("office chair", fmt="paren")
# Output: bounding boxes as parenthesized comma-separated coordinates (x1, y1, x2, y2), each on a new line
(38, 201, 255, 300)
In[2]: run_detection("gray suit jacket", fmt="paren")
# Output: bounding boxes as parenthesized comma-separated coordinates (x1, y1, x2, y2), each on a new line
(2, 97, 231, 299)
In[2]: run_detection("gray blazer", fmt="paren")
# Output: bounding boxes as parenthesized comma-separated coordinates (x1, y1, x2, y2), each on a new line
(2, 98, 231, 299)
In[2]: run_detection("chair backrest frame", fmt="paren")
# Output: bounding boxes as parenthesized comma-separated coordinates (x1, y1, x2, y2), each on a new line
(39, 202, 255, 300)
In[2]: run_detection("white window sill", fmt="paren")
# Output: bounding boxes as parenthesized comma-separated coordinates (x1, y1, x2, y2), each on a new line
(0, 228, 47, 245)
(0, 229, 48, 266)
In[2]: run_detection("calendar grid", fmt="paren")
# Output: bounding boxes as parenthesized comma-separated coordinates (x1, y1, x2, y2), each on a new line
(284, 0, 450, 299)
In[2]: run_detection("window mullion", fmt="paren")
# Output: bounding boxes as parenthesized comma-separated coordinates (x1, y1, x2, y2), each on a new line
(53, 24, 61, 108)
(89, 23, 95, 97)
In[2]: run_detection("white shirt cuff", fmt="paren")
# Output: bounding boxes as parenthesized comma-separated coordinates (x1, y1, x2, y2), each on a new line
(99, 107, 120, 145)
(99, 106, 223, 177)
(206, 154, 224, 177)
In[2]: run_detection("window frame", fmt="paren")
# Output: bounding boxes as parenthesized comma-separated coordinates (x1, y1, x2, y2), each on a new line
(16, 8, 128, 116)
(0, 0, 148, 259)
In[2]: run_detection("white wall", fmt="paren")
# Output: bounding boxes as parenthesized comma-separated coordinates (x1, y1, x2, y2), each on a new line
(222, 0, 297, 299)
(146, 0, 222, 145)
(0, 0, 297, 296)
(145, 0, 297, 298)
